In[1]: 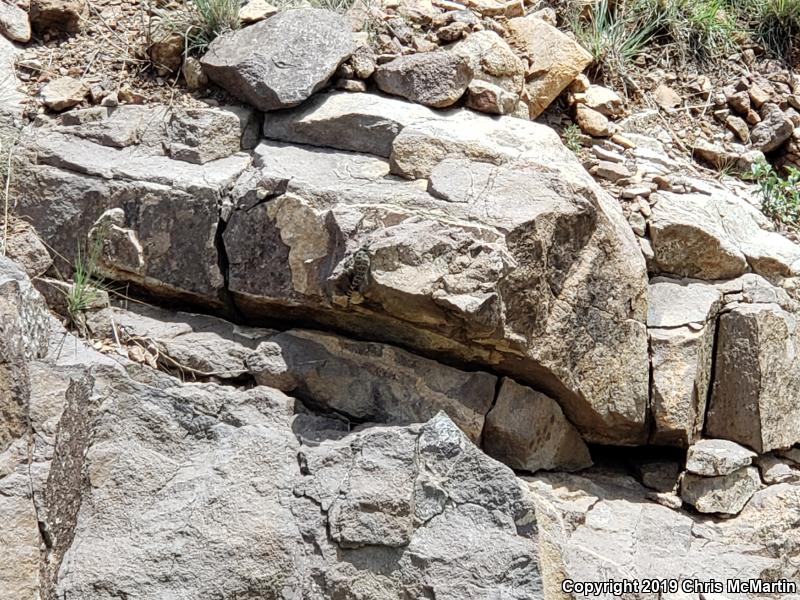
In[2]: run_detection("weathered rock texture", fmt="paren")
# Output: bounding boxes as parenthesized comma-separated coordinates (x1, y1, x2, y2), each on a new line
(14, 91, 650, 446)
(200, 9, 355, 111)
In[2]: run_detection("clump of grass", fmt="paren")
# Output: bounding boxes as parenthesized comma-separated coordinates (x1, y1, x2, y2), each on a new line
(747, 0, 800, 60)
(158, 0, 241, 57)
(570, 0, 663, 88)
(65, 232, 108, 336)
(749, 158, 800, 230)
(562, 123, 583, 154)
(656, 0, 740, 63)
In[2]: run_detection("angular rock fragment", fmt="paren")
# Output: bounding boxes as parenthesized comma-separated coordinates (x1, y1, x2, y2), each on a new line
(41, 77, 87, 111)
(374, 51, 473, 108)
(483, 378, 592, 472)
(680, 466, 761, 515)
(167, 106, 258, 164)
(246, 329, 497, 442)
(685, 439, 757, 477)
(706, 303, 800, 453)
(506, 16, 592, 118)
(201, 9, 355, 111)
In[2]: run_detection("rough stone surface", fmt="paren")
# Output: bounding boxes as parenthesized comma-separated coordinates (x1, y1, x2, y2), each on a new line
(647, 278, 722, 446)
(750, 104, 793, 152)
(167, 106, 258, 164)
(246, 328, 497, 443)
(530, 469, 799, 595)
(225, 109, 649, 445)
(706, 302, 800, 453)
(575, 103, 610, 137)
(200, 9, 355, 111)
(0, 220, 52, 278)
(506, 16, 592, 118)
(483, 378, 592, 473)
(649, 190, 800, 281)
(263, 91, 435, 157)
(13, 108, 251, 304)
(686, 439, 757, 476)
(450, 30, 523, 114)
(41, 77, 87, 111)
(680, 467, 761, 515)
(0, 1, 30, 42)
(374, 51, 473, 108)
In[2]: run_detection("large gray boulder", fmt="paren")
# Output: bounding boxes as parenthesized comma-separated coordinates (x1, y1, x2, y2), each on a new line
(647, 277, 722, 446)
(529, 470, 799, 597)
(246, 328, 497, 443)
(706, 301, 800, 453)
(200, 9, 355, 111)
(226, 93, 650, 445)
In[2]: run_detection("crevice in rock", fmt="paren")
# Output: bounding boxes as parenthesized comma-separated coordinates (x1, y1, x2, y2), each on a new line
(699, 312, 722, 439)
(214, 209, 244, 324)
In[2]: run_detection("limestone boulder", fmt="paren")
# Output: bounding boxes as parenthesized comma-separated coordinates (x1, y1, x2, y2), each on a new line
(200, 9, 355, 111)
(685, 439, 757, 477)
(224, 96, 649, 445)
(246, 329, 497, 442)
(706, 302, 800, 453)
(506, 16, 592, 118)
(680, 467, 761, 515)
(750, 103, 793, 152)
(374, 51, 473, 108)
(483, 378, 592, 472)
(649, 190, 800, 281)
(647, 278, 722, 446)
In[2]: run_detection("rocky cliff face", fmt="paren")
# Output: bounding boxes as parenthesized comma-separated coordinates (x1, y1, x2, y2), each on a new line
(4, 6, 800, 599)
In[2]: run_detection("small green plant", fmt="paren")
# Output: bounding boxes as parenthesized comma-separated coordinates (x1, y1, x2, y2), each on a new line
(747, 0, 800, 60)
(570, 0, 664, 88)
(562, 123, 583, 154)
(159, 0, 240, 57)
(749, 158, 800, 230)
(65, 233, 108, 335)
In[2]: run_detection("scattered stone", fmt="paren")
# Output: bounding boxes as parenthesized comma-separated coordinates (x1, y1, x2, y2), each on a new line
(680, 467, 761, 515)
(748, 84, 770, 109)
(750, 104, 793, 152)
(725, 115, 749, 142)
(592, 160, 631, 182)
(239, 0, 278, 23)
(575, 104, 610, 137)
(148, 29, 184, 75)
(451, 30, 523, 115)
(621, 185, 651, 199)
(483, 378, 593, 473)
(506, 16, 592, 118)
(41, 77, 87, 111)
(167, 106, 257, 164)
(754, 454, 798, 484)
(183, 57, 208, 90)
(579, 84, 624, 117)
(348, 44, 376, 80)
(636, 460, 681, 493)
(0, 1, 30, 42)
(653, 84, 681, 109)
(374, 51, 473, 108)
(686, 439, 757, 477)
(334, 78, 367, 93)
(201, 9, 355, 111)
(726, 90, 750, 115)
